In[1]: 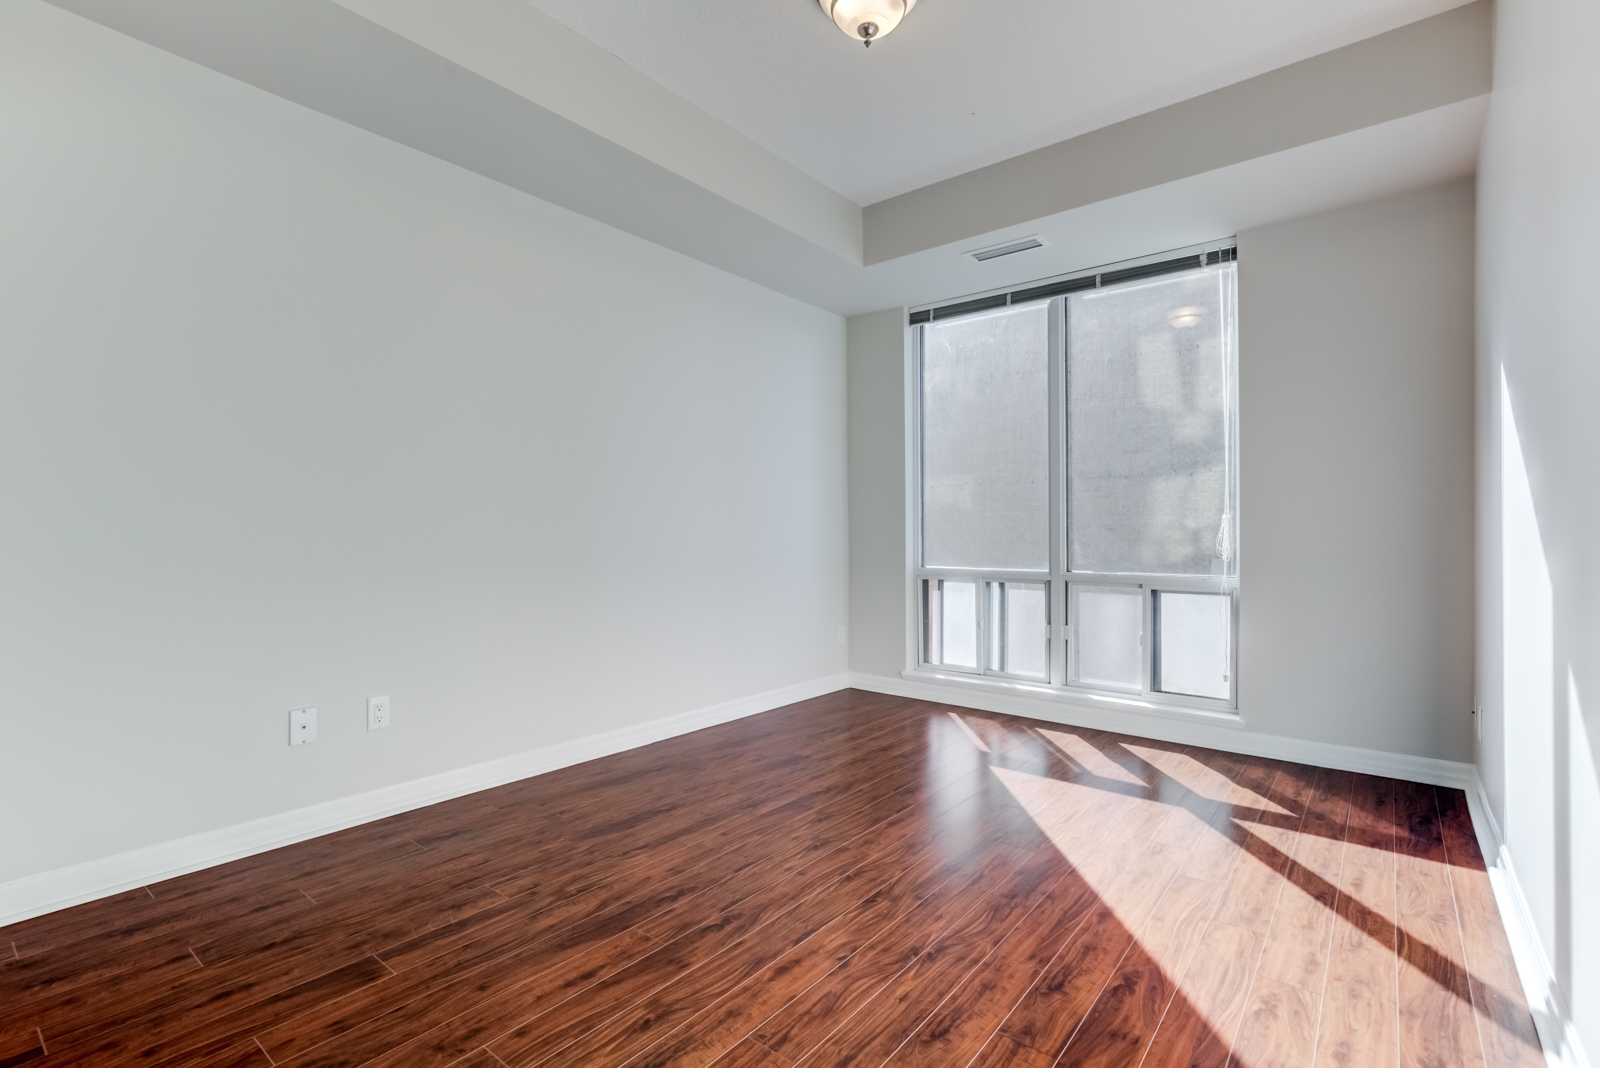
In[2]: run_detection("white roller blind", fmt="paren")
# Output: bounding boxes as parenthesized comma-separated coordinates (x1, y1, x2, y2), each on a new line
(1067, 265, 1237, 576)
(920, 303, 1050, 571)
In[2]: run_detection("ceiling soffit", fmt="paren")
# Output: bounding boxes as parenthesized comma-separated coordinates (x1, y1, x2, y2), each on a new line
(45, 0, 1490, 315)
(863, 1, 1491, 264)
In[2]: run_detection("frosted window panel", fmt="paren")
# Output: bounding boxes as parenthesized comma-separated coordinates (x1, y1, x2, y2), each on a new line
(1068, 265, 1236, 575)
(1072, 585, 1143, 689)
(921, 305, 1050, 571)
(924, 579, 978, 668)
(1157, 591, 1231, 699)
(1003, 582, 1049, 678)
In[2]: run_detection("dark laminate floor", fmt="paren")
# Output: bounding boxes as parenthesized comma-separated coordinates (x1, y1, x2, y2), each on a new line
(0, 690, 1546, 1068)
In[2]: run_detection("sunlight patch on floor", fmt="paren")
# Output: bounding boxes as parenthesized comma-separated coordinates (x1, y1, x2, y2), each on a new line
(1124, 743, 1295, 816)
(1039, 729, 1146, 786)
(986, 757, 1486, 1065)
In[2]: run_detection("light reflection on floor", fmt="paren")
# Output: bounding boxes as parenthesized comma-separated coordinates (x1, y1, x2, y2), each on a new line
(937, 709, 1542, 1067)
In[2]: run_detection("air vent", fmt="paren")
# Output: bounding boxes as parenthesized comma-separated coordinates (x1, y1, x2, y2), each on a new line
(965, 235, 1046, 262)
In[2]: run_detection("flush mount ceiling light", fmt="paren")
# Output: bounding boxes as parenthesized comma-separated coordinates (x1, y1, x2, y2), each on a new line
(1168, 306, 1205, 328)
(819, 0, 917, 47)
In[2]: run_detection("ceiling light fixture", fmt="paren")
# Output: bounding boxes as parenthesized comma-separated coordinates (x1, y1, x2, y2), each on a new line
(819, 0, 917, 47)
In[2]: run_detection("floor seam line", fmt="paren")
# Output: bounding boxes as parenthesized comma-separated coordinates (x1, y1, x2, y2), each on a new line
(1305, 769, 1354, 1068)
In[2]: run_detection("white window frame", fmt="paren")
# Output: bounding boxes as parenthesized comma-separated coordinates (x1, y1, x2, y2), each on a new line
(906, 247, 1240, 718)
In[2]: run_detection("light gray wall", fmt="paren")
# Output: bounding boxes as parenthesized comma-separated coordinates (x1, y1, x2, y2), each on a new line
(1477, 0, 1600, 1052)
(847, 309, 909, 678)
(847, 179, 1476, 763)
(0, 1, 847, 884)
(1238, 178, 1475, 761)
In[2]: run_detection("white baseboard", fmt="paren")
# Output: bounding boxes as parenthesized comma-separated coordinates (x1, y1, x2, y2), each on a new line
(848, 671, 1477, 788)
(0, 672, 852, 928)
(1464, 772, 1592, 1068)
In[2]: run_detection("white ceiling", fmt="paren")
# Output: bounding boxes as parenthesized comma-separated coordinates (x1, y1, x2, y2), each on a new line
(521, 0, 1474, 205)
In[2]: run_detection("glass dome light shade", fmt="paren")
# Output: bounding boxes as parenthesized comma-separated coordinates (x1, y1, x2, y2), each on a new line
(820, 0, 917, 44)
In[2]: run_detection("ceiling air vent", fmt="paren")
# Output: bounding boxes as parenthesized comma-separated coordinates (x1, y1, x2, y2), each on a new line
(965, 235, 1046, 262)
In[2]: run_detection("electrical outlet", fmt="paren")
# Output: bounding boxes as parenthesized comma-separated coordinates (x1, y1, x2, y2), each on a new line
(836, 625, 847, 646)
(289, 707, 318, 746)
(368, 695, 391, 731)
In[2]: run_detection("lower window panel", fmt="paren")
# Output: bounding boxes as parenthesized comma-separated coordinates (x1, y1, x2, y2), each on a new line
(988, 581, 1048, 679)
(920, 576, 1236, 708)
(923, 578, 978, 669)
(1070, 584, 1143, 690)
(1155, 590, 1232, 699)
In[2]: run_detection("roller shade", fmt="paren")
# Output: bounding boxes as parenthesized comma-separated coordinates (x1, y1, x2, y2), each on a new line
(909, 244, 1237, 325)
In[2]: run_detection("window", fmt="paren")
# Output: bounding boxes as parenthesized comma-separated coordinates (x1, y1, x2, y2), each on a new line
(913, 249, 1238, 710)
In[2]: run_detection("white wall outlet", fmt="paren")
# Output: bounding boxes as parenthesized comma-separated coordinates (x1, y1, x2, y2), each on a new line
(367, 695, 391, 731)
(837, 624, 847, 646)
(289, 707, 318, 746)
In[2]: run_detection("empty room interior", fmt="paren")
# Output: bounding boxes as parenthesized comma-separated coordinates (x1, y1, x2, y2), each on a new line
(2, 0, 1597, 1065)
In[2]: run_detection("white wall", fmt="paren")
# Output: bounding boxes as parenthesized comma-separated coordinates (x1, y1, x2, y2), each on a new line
(846, 308, 909, 679)
(1477, 0, 1600, 1059)
(0, 1, 847, 885)
(1238, 179, 1476, 761)
(848, 179, 1476, 764)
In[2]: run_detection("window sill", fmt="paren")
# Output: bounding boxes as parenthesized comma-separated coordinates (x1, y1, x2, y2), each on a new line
(900, 668, 1244, 729)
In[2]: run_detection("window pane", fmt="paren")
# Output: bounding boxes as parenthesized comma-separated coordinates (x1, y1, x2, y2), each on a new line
(924, 579, 977, 669)
(986, 582, 1003, 671)
(921, 304, 1050, 571)
(1003, 581, 1049, 678)
(1068, 265, 1236, 575)
(1156, 591, 1231, 699)
(1071, 585, 1143, 689)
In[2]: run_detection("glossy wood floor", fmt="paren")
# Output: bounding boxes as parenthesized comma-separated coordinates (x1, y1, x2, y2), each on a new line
(0, 691, 1546, 1068)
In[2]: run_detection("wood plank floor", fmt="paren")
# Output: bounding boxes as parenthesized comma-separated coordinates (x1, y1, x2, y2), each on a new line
(0, 691, 1546, 1068)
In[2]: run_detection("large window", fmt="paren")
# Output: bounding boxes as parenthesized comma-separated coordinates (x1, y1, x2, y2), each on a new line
(914, 249, 1238, 710)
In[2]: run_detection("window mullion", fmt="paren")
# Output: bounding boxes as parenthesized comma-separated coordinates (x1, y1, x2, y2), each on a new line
(1048, 296, 1066, 688)
(1142, 586, 1155, 698)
